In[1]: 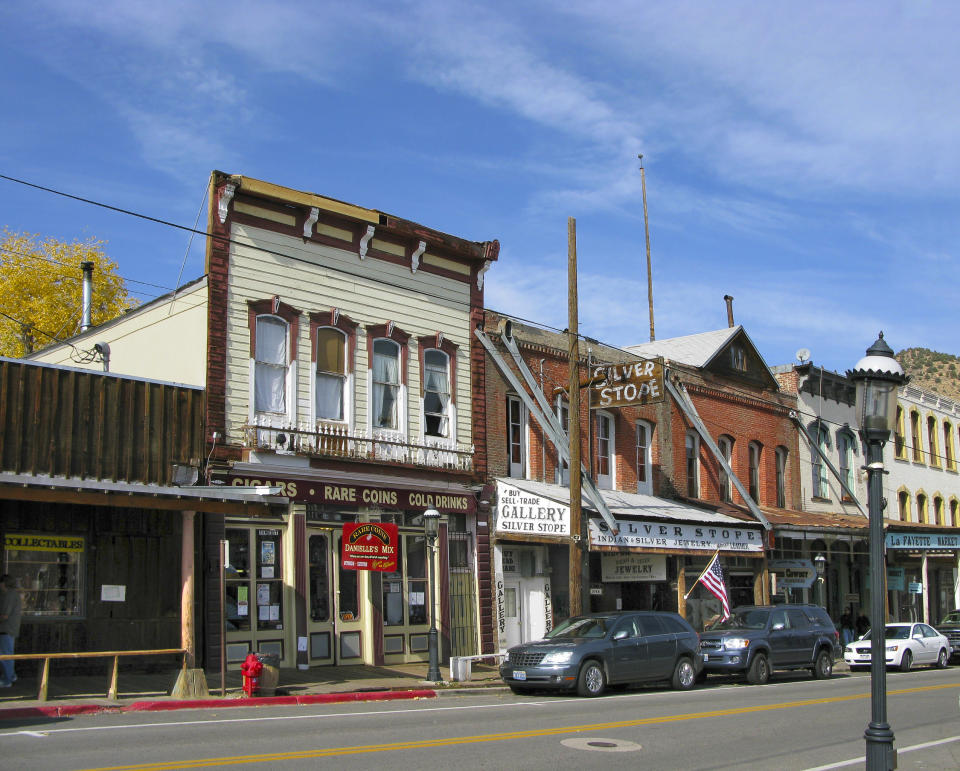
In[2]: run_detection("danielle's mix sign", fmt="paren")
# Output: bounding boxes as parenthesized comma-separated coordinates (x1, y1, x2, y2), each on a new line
(341, 522, 399, 572)
(495, 481, 570, 536)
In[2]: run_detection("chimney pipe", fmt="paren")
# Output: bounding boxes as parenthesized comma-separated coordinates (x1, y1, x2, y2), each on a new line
(723, 295, 735, 328)
(81, 261, 94, 332)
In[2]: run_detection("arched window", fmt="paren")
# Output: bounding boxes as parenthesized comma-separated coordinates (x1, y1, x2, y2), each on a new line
(556, 396, 570, 486)
(717, 435, 734, 502)
(898, 490, 912, 522)
(837, 430, 856, 498)
(917, 492, 929, 524)
(927, 415, 940, 467)
(507, 394, 526, 478)
(636, 421, 653, 495)
(254, 315, 289, 416)
(748, 441, 762, 502)
(894, 405, 906, 459)
(595, 411, 615, 490)
(775, 446, 788, 508)
(422, 349, 451, 437)
(950, 499, 958, 527)
(813, 423, 830, 499)
(943, 421, 955, 470)
(910, 410, 923, 462)
(372, 338, 401, 430)
(934, 495, 945, 526)
(685, 431, 700, 498)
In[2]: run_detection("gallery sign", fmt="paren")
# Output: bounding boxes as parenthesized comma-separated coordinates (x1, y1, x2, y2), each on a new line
(590, 518, 763, 553)
(885, 531, 960, 550)
(601, 553, 667, 582)
(495, 481, 570, 536)
(589, 358, 665, 408)
(768, 559, 816, 589)
(220, 473, 475, 513)
(341, 522, 399, 572)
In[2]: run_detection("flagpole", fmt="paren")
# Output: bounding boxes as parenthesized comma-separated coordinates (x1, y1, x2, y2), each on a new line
(683, 549, 721, 600)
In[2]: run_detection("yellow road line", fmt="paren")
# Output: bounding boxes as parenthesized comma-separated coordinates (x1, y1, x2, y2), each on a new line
(81, 682, 960, 771)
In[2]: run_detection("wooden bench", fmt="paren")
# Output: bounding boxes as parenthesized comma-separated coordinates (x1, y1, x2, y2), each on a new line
(449, 653, 507, 682)
(0, 648, 188, 701)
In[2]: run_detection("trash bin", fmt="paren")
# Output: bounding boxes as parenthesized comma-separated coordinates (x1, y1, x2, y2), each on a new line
(256, 653, 281, 696)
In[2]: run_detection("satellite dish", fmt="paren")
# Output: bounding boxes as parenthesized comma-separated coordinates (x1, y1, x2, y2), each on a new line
(796, 348, 811, 364)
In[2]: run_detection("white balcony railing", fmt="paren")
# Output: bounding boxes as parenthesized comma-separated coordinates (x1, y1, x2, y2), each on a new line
(242, 417, 474, 472)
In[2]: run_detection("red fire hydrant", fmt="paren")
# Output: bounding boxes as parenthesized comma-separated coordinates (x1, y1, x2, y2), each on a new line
(241, 653, 263, 697)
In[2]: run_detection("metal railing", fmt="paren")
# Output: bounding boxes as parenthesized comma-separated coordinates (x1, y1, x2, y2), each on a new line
(0, 648, 188, 701)
(242, 418, 474, 471)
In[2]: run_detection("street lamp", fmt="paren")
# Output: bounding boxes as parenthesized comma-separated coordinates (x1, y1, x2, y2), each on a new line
(423, 508, 442, 683)
(848, 332, 908, 771)
(814, 553, 827, 608)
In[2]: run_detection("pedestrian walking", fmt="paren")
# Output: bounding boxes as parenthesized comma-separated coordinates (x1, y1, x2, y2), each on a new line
(855, 610, 870, 639)
(840, 608, 855, 645)
(0, 574, 22, 687)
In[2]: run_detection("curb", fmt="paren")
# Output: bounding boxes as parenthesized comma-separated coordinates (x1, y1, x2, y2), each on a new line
(0, 688, 439, 722)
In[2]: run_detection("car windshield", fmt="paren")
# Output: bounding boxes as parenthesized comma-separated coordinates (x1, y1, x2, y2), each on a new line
(861, 626, 911, 641)
(707, 609, 768, 631)
(940, 612, 960, 625)
(546, 616, 611, 639)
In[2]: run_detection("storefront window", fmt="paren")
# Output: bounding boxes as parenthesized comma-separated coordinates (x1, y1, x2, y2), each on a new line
(309, 534, 329, 622)
(3, 533, 84, 618)
(337, 535, 359, 620)
(225, 527, 283, 632)
(382, 534, 428, 626)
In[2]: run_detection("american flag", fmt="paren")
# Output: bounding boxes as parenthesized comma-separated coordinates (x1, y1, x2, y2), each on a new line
(698, 552, 730, 620)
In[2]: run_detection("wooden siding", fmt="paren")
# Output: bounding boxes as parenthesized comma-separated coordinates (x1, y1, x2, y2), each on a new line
(224, 224, 473, 449)
(0, 359, 205, 485)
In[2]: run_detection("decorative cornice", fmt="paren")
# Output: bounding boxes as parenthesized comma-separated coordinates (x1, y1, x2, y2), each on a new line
(359, 225, 375, 259)
(303, 207, 319, 238)
(218, 184, 236, 224)
(411, 241, 426, 273)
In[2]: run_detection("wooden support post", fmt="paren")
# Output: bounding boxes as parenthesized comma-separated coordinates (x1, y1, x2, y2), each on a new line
(677, 560, 686, 618)
(108, 655, 119, 700)
(38, 658, 50, 702)
(172, 510, 209, 699)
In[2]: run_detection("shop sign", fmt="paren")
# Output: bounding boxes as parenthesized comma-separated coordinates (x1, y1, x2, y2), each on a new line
(768, 559, 816, 589)
(885, 531, 960, 550)
(601, 554, 666, 582)
(3, 534, 84, 553)
(589, 518, 763, 553)
(589, 358, 665, 408)
(341, 522, 399, 572)
(495, 481, 570, 536)
(908, 582, 923, 594)
(220, 473, 475, 513)
(886, 566, 905, 591)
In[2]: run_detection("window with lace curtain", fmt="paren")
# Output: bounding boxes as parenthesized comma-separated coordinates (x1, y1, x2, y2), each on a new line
(255, 315, 288, 415)
(422, 349, 450, 437)
(372, 339, 400, 430)
(315, 328, 346, 421)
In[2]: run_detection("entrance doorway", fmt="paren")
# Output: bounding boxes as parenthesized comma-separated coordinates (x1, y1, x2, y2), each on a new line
(306, 529, 363, 665)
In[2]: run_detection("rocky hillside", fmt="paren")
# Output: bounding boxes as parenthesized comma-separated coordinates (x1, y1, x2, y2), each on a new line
(896, 348, 960, 402)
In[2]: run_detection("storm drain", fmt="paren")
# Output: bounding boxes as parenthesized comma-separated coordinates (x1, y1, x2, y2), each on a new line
(560, 737, 643, 753)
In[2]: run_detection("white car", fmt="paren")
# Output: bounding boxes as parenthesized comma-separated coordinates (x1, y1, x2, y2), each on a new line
(844, 622, 951, 671)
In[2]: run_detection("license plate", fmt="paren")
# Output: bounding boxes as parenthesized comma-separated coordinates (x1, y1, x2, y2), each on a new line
(513, 670, 527, 681)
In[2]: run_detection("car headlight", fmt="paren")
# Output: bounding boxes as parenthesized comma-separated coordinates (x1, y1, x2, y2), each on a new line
(886, 645, 899, 652)
(724, 638, 750, 650)
(540, 650, 575, 666)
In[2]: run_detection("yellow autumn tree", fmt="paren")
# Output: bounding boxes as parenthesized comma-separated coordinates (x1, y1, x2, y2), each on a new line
(0, 228, 137, 357)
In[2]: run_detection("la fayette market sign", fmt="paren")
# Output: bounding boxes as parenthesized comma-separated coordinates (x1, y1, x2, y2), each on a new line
(589, 517, 764, 553)
(886, 531, 960, 550)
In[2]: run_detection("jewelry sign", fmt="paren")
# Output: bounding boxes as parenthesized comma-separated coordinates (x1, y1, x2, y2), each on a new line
(341, 522, 399, 572)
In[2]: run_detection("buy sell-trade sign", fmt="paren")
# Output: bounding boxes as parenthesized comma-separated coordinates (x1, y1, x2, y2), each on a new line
(341, 522, 399, 572)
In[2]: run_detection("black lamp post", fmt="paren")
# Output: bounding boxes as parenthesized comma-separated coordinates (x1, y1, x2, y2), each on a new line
(847, 332, 908, 771)
(423, 507, 442, 683)
(814, 553, 827, 608)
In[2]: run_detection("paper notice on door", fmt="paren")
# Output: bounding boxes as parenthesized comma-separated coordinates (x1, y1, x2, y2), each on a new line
(258, 605, 270, 621)
(269, 604, 280, 621)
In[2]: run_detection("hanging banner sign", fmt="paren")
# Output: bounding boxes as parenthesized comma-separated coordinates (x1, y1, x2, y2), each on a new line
(341, 522, 399, 572)
(590, 517, 763, 553)
(885, 531, 960, 550)
(589, 358, 665, 408)
(601, 553, 667, 582)
(768, 559, 816, 589)
(495, 481, 570, 536)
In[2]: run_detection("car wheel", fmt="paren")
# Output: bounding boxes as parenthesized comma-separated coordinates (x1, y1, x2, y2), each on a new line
(812, 649, 833, 680)
(900, 650, 913, 672)
(577, 660, 606, 697)
(672, 657, 696, 690)
(937, 648, 949, 669)
(746, 653, 770, 685)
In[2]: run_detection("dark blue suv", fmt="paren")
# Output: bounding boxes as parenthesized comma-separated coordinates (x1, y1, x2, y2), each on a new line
(698, 604, 840, 684)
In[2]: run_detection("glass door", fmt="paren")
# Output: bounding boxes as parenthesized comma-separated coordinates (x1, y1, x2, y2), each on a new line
(307, 529, 363, 664)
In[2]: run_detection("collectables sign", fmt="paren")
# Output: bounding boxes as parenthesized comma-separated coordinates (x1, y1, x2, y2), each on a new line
(341, 522, 399, 572)
(589, 357, 665, 409)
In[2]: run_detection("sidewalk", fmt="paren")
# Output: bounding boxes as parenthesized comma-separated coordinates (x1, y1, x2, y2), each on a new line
(0, 661, 506, 721)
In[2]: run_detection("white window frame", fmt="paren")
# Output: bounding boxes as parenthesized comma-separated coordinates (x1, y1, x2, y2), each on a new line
(311, 326, 352, 427)
(507, 394, 528, 478)
(555, 396, 570, 486)
(635, 420, 653, 495)
(837, 430, 855, 495)
(595, 410, 615, 490)
(748, 441, 762, 503)
(251, 313, 295, 423)
(775, 446, 788, 508)
(717, 435, 733, 502)
(685, 431, 700, 498)
(812, 423, 830, 499)
(369, 337, 406, 436)
(422, 348, 455, 441)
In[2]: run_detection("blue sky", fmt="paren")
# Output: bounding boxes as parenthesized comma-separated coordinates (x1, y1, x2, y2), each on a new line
(2, 1, 958, 374)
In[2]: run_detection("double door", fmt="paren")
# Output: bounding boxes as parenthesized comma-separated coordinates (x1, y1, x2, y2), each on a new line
(307, 529, 363, 664)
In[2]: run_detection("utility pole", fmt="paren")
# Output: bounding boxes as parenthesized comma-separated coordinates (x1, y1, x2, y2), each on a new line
(567, 217, 588, 616)
(639, 154, 655, 342)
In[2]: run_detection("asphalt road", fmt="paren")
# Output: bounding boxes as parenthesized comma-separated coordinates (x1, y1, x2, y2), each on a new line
(1, 667, 959, 770)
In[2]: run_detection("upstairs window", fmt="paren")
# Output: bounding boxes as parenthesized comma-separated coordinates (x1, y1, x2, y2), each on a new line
(372, 339, 401, 430)
(950, 499, 958, 526)
(422, 349, 451, 437)
(898, 490, 911, 521)
(934, 496, 945, 526)
(812, 423, 830, 499)
(837, 430, 856, 496)
(748, 441, 762, 502)
(507, 395, 527, 478)
(917, 492, 929, 524)
(556, 397, 570, 486)
(685, 431, 700, 498)
(943, 421, 955, 470)
(717, 436, 733, 502)
(596, 411, 615, 490)
(775, 446, 788, 508)
(894, 405, 905, 459)
(636, 421, 653, 495)
(254, 316, 289, 415)
(730, 345, 747, 371)
(927, 416, 940, 467)
(910, 410, 922, 462)
(315, 328, 346, 421)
